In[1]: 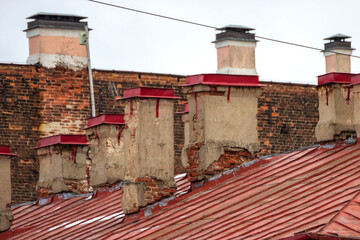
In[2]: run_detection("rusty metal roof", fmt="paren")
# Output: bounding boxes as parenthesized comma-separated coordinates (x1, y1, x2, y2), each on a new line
(312, 191, 360, 238)
(0, 174, 190, 240)
(2, 142, 360, 239)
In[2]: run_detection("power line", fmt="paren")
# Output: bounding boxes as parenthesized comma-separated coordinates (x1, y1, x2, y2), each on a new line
(88, 0, 360, 59)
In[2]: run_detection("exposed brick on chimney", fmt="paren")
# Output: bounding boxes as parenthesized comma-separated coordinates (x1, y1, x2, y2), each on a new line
(0, 63, 186, 204)
(186, 142, 253, 182)
(0, 63, 319, 204)
(135, 177, 176, 204)
(257, 82, 319, 156)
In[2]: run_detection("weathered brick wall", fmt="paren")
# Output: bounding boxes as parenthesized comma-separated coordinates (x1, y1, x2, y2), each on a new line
(0, 64, 186, 203)
(0, 63, 318, 204)
(0, 64, 41, 203)
(258, 82, 319, 156)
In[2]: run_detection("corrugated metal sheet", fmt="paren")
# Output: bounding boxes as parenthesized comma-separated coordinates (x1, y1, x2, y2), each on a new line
(314, 191, 360, 238)
(105, 142, 360, 240)
(0, 174, 190, 240)
(2, 142, 360, 240)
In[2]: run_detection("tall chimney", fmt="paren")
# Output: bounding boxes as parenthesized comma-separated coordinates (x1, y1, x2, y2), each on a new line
(214, 25, 257, 75)
(0, 146, 17, 232)
(323, 34, 354, 73)
(315, 34, 356, 142)
(85, 114, 126, 187)
(119, 88, 179, 214)
(183, 74, 263, 182)
(25, 13, 88, 70)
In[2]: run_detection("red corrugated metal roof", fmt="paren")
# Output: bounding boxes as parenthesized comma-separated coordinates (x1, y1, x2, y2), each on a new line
(2, 142, 360, 240)
(311, 191, 360, 239)
(0, 174, 190, 240)
(105, 142, 360, 240)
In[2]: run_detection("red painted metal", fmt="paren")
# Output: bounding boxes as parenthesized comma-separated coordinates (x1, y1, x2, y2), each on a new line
(156, 99, 160, 118)
(345, 74, 360, 87)
(313, 191, 360, 238)
(34, 135, 88, 149)
(318, 73, 353, 86)
(184, 73, 265, 87)
(176, 103, 189, 114)
(1, 173, 190, 240)
(95, 127, 100, 147)
(105, 142, 360, 240)
(118, 87, 181, 100)
(278, 233, 311, 240)
(85, 114, 125, 129)
(4, 142, 360, 239)
(227, 86, 231, 102)
(0, 145, 17, 156)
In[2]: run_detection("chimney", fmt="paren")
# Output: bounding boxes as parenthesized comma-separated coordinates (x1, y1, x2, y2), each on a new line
(85, 114, 125, 187)
(347, 75, 360, 137)
(25, 13, 88, 70)
(323, 34, 354, 73)
(213, 25, 257, 75)
(0, 146, 17, 232)
(35, 135, 90, 196)
(183, 74, 263, 183)
(119, 87, 179, 214)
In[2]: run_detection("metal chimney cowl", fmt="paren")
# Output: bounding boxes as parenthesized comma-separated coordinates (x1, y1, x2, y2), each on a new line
(213, 25, 258, 76)
(25, 12, 89, 70)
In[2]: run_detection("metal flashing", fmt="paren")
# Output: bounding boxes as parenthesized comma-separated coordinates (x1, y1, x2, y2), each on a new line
(317, 73, 353, 86)
(184, 73, 265, 87)
(84, 114, 125, 129)
(176, 103, 189, 114)
(0, 145, 18, 156)
(34, 135, 88, 149)
(117, 87, 181, 100)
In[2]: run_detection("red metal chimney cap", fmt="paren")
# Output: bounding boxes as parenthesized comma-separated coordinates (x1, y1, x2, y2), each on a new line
(176, 103, 189, 114)
(317, 72, 354, 86)
(0, 145, 18, 156)
(344, 74, 360, 87)
(34, 135, 88, 149)
(117, 87, 181, 100)
(183, 74, 265, 87)
(84, 114, 125, 129)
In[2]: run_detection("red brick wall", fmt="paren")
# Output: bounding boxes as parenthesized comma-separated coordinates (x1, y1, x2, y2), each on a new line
(258, 82, 319, 156)
(0, 64, 186, 203)
(0, 63, 319, 204)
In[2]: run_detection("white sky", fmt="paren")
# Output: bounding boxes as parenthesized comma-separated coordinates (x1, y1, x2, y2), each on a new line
(1, 0, 360, 84)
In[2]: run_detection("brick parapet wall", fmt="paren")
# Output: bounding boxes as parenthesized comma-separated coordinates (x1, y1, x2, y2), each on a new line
(0, 63, 318, 204)
(258, 82, 319, 156)
(0, 64, 186, 203)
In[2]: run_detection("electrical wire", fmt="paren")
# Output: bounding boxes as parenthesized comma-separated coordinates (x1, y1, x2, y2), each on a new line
(88, 0, 360, 58)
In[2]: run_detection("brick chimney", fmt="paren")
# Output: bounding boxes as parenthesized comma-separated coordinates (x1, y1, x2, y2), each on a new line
(119, 87, 179, 214)
(183, 74, 263, 182)
(315, 34, 356, 142)
(323, 34, 354, 74)
(25, 13, 88, 70)
(213, 25, 257, 75)
(85, 114, 125, 187)
(0, 146, 17, 232)
(35, 135, 90, 196)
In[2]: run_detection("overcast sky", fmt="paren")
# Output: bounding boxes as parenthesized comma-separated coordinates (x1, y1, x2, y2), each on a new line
(1, 0, 360, 84)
